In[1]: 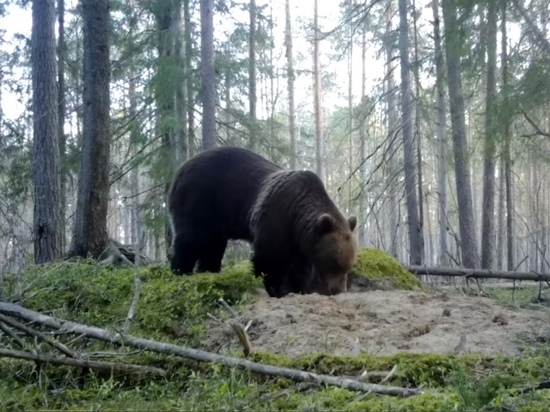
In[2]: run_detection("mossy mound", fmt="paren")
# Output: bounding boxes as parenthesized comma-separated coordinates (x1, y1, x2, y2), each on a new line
(1, 260, 262, 342)
(349, 248, 425, 291)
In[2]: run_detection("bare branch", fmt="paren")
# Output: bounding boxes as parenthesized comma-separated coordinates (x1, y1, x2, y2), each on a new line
(0, 348, 166, 377)
(0, 302, 421, 397)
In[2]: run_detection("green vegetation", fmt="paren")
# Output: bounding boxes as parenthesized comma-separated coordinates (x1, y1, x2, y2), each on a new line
(0, 256, 548, 411)
(351, 248, 426, 291)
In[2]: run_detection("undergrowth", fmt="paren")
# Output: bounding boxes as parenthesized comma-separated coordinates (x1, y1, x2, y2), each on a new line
(0, 254, 548, 410)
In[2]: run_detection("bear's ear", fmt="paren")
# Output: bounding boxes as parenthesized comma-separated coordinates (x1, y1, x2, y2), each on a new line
(348, 216, 357, 232)
(316, 213, 335, 234)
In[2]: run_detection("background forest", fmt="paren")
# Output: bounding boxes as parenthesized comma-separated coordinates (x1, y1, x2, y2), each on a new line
(1, 0, 550, 275)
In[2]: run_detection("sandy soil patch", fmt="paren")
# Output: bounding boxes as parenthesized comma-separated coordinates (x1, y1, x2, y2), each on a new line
(203, 289, 549, 357)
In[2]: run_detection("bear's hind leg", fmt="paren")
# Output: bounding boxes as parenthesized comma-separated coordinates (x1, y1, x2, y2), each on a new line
(196, 236, 228, 273)
(170, 232, 202, 275)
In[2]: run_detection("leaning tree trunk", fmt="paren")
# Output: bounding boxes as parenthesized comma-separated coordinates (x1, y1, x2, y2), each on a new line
(200, 0, 216, 150)
(398, 0, 423, 265)
(68, 0, 111, 259)
(442, 0, 479, 268)
(31, 0, 63, 263)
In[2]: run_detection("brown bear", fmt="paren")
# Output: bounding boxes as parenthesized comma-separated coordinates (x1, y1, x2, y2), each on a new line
(167, 146, 358, 298)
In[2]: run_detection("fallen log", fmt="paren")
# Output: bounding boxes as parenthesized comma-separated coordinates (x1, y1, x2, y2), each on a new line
(0, 302, 421, 398)
(406, 266, 550, 282)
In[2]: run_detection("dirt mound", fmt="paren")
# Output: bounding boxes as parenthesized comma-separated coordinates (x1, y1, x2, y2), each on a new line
(203, 289, 549, 357)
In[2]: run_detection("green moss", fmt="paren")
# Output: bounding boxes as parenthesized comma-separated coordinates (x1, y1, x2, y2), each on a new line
(2, 260, 261, 342)
(350, 248, 425, 290)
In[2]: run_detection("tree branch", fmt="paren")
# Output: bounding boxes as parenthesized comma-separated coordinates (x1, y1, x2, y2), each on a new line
(0, 302, 421, 397)
(0, 348, 166, 377)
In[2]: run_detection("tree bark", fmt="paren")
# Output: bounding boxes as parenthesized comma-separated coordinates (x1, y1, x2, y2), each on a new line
(249, 0, 257, 150)
(481, 0, 497, 269)
(285, 0, 297, 170)
(386, 2, 400, 260)
(442, 0, 480, 268)
(183, 0, 195, 155)
(313, 0, 324, 181)
(358, 23, 367, 246)
(501, 0, 515, 271)
(412, 0, 425, 263)
(432, 0, 449, 266)
(57, 0, 67, 254)
(68, 0, 111, 259)
(398, 0, 423, 265)
(31, 0, 63, 263)
(200, 0, 216, 150)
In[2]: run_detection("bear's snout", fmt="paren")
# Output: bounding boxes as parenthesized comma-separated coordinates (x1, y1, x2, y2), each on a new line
(325, 273, 348, 295)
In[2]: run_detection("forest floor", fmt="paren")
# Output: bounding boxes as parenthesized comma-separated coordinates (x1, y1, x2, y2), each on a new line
(203, 286, 550, 358)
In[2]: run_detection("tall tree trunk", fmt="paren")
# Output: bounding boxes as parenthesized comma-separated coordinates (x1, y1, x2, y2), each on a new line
(57, 0, 67, 254)
(285, 0, 297, 169)
(496, 160, 505, 269)
(442, 0, 480, 268)
(183, 0, 195, 155)
(153, 1, 180, 254)
(358, 24, 367, 246)
(502, 0, 514, 270)
(200, 0, 216, 150)
(172, 4, 186, 163)
(347, 25, 353, 212)
(432, 0, 449, 266)
(412, 0, 425, 263)
(313, 0, 324, 180)
(249, 0, 257, 150)
(386, 1, 399, 260)
(31, 0, 63, 263)
(481, 0, 497, 269)
(398, 0, 423, 265)
(68, 0, 111, 259)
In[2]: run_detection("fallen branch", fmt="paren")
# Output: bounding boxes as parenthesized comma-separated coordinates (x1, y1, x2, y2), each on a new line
(0, 313, 77, 358)
(0, 302, 421, 397)
(0, 348, 166, 377)
(219, 298, 253, 357)
(406, 266, 550, 282)
(0, 321, 27, 350)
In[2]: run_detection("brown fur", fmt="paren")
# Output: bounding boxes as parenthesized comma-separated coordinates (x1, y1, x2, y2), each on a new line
(167, 146, 358, 298)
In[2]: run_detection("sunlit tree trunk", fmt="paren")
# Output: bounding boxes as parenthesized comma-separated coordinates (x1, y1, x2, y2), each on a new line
(442, 0, 480, 268)
(31, 0, 63, 263)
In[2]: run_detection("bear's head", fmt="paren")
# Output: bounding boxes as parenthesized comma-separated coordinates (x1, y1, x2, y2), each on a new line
(309, 213, 358, 295)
